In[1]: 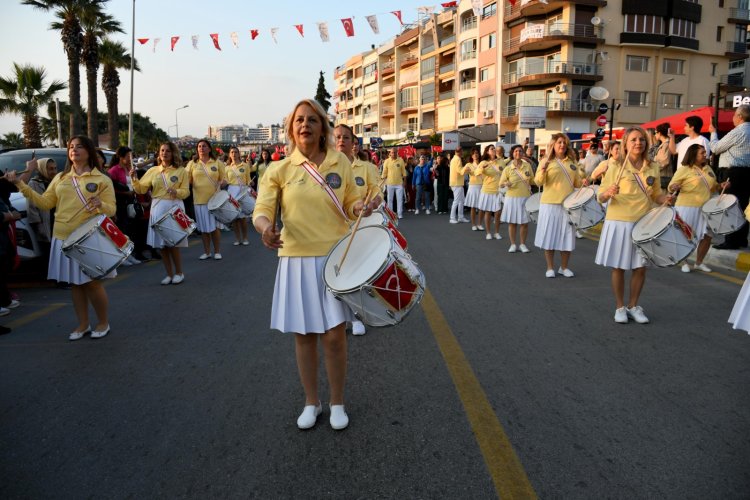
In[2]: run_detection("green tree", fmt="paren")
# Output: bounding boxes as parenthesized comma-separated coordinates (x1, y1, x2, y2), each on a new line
(0, 63, 66, 148)
(40, 100, 70, 145)
(116, 112, 168, 154)
(99, 38, 138, 150)
(314, 70, 331, 112)
(1, 132, 25, 149)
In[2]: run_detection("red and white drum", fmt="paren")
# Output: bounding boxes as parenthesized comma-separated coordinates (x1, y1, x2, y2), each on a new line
(324, 225, 425, 327)
(701, 194, 747, 235)
(380, 202, 398, 227)
(62, 215, 133, 279)
(151, 206, 196, 247)
(562, 186, 604, 230)
(207, 190, 241, 225)
(525, 192, 542, 223)
(234, 188, 256, 216)
(632, 206, 696, 267)
(358, 209, 408, 250)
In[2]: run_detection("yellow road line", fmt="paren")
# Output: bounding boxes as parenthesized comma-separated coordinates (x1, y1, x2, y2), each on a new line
(421, 289, 537, 499)
(6, 303, 67, 329)
(707, 271, 745, 286)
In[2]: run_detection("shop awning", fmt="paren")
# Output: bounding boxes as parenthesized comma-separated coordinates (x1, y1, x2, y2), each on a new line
(640, 106, 735, 134)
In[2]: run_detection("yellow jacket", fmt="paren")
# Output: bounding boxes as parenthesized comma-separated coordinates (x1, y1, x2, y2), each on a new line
(352, 158, 381, 200)
(186, 159, 226, 204)
(499, 160, 535, 198)
(382, 157, 406, 185)
(466, 162, 484, 185)
(132, 165, 190, 200)
(476, 160, 502, 194)
(226, 162, 252, 186)
(449, 154, 470, 187)
(534, 157, 582, 204)
(669, 165, 718, 207)
(599, 160, 663, 222)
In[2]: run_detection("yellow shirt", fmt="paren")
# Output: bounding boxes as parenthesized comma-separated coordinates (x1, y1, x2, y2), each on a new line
(255, 161, 269, 183)
(17, 168, 116, 240)
(591, 159, 614, 181)
(449, 154, 470, 187)
(351, 158, 381, 200)
(534, 157, 582, 204)
(186, 159, 226, 204)
(466, 162, 484, 185)
(253, 148, 361, 257)
(599, 160, 663, 222)
(499, 160, 535, 198)
(132, 165, 190, 200)
(476, 160, 502, 194)
(382, 157, 406, 186)
(226, 162, 252, 186)
(669, 165, 718, 207)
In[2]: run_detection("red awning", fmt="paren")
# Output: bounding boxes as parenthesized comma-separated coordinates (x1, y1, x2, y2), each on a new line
(640, 106, 735, 134)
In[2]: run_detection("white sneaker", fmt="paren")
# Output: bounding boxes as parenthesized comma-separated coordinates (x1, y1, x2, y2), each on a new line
(160, 276, 172, 285)
(233, 241, 240, 246)
(242, 240, 250, 246)
(297, 402, 322, 430)
(414, 210, 419, 215)
(508, 244, 517, 253)
(558, 267, 575, 278)
(471, 226, 478, 231)
(477, 225, 485, 230)
(694, 263, 712, 272)
(398, 215, 403, 219)
(120, 260, 133, 267)
(626, 306, 649, 324)
(0, 307, 10, 317)
(576, 230, 584, 239)
(171, 274, 184, 284)
(7, 299, 20, 309)
(352, 321, 366, 336)
(681, 263, 691, 273)
(425, 210, 431, 215)
(449, 219, 459, 224)
(614, 307, 628, 324)
(127, 255, 141, 265)
(330, 404, 349, 430)
(199, 253, 211, 260)
(545, 269, 556, 278)
(459, 218, 470, 223)
(494, 233, 502, 240)
(486, 234, 493, 240)
(213, 253, 223, 260)
(519, 244, 530, 253)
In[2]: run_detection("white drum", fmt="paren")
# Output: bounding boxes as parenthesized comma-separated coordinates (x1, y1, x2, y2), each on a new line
(358, 209, 408, 250)
(62, 215, 133, 279)
(151, 206, 196, 247)
(562, 186, 604, 230)
(235, 189, 256, 216)
(525, 192, 542, 223)
(632, 206, 696, 267)
(324, 226, 425, 327)
(207, 190, 241, 225)
(701, 194, 746, 235)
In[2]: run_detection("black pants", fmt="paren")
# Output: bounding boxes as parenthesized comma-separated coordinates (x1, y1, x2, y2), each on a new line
(723, 166, 750, 247)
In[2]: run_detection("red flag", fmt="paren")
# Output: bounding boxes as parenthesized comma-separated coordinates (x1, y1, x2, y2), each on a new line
(209, 33, 221, 50)
(137, 38, 149, 45)
(294, 24, 304, 37)
(431, 145, 443, 153)
(341, 18, 355, 37)
(441, 1, 458, 7)
(170, 36, 179, 51)
(250, 29, 259, 40)
(391, 11, 404, 25)
(508, 0, 517, 5)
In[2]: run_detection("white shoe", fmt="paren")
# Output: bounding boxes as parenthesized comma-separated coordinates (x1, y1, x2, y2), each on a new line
(120, 260, 133, 267)
(626, 306, 649, 324)
(242, 240, 250, 246)
(352, 321, 366, 336)
(545, 269, 556, 278)
(199, 253, 211, 260)
(69, 325, 91, 341)
(127, 255, 141, 265)
(508, 244, 517, 253)
(171, 274, 184, 284)
(486, 234, 492, 240)
(449, 219, 459, 224)
(398, 215, 403, 219)
(425, 210, 431, 215)
(0, 307, 9, 317)
(519, 244, 530, 253)
(681, 263, 691, 273)
(614, 307, 628, 324)
(330, 404, 349, 430)
(7, 299, 20, 309)
(459, 218, 470, 223)
(233, 241, 240, 246)
(694, 263, 712, 273)
(558, 267, 575, 278)
(414, 210, 419, 215)
(494, 233, 502, 240)
(160, 276, 172, 285)
(477, 225, 485, 230)
(576, 230, 584, 239)
(297, 402, 322, 429)
(213, 253, 223, 260)
(90, 324, 110, 339)
(471, 226, 478, 231)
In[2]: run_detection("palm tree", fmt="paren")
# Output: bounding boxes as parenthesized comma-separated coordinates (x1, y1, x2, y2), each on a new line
(1, 132, 25, 149)
(22, 0, 104, 137)
(0, 63, 66, 148)
(99, 39, 138, 150)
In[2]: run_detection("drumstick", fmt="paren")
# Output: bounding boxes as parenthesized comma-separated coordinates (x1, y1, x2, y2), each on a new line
(334, 188, 374, 277)
(718, 177, 730, 203)
(0, 168, 33, 179)
(70, 183, 108, 219)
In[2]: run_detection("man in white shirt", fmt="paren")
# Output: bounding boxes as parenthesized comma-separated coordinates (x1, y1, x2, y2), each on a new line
(668, 115, 711, 167)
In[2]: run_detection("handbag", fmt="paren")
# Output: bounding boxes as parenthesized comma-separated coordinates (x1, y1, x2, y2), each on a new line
(127, 196, 145, 219)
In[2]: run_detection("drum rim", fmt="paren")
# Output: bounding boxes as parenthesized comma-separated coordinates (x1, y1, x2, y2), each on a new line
(562, 187, 597, 210)
(207, 190, 230, 210)
(632, 207, 676, 243)
(324, 226, 398, 293)
(62, 214, 106, 249)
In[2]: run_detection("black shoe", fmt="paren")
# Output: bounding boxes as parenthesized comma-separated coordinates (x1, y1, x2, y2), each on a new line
(713, 242, 741, 250)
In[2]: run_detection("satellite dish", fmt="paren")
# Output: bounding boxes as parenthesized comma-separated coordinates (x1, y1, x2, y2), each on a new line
(591, 16, 603, 26)
(589, 86, 610, 100)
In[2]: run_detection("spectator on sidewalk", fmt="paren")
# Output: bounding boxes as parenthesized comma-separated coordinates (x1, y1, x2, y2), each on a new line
(668, 115, 711, 167)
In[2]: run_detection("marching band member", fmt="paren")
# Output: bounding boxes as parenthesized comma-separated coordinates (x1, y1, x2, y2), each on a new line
(253, 99, 372, 431)
(382, 149, 406, 219)
(131, 141, 190, 285)
(500, 145, 535, 253)
(587, 141, 622, 185)
(534, 133, 582, 277)
(475, 145, 503, 240)
(668, 144, 729, 274)
(253, 149, 272, 190)
(464, 147, 484, 230)
(7, 136, 115, 340)
(186, 139, 227, 260)
(226, 146, 253, 246)
(596, 126, 672, 324)
(449, 144, 470, 224)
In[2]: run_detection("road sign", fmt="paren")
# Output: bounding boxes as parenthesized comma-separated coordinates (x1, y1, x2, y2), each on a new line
(595, 128, 606, 138)
(598, 103, 609, 114)
(519, 106, 547, 129)
(596, 115, 608, 127)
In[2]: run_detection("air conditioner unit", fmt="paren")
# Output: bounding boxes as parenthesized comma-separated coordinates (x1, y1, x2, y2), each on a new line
(582, 102, 594, 111)
(584, 65, 595, 75)
(555, 84, 568, 93)
(553, 63, 564, 73)
(483, 110, 494, 118)
(553, 101, 561, 110)
(574, 66, 583, 74)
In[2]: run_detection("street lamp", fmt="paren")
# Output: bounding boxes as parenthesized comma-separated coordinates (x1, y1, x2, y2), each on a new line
(175, 104, 189, 139)
(651, 78, 675, 120)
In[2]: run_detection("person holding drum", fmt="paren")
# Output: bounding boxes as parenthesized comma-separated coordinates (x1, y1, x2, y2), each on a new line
(596, 126, 673, 324)
(534, 133, 582, 277)
(186, 139, 227, 260)
(586, 141, 622, 185)
(464, 147, 484, 230)
(500, 145, 535, 253)
(668, 144, 729, 273)
(131, 141, 190, 285)
(226, 146, 253, 247)
(6, 136, 115, 340)
(476, 145, 503, 240)
(382, 149, 407, 220)
(449, 145, 470, 224)
(253, 98, 372, 431)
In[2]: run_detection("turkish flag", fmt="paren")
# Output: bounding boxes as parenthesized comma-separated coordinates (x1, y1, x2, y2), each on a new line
(170, 36, 179, 51)
(295, 24, 304, 37)
(137, 38, 149, 45)
(210, 33, 221, 50)
(391, 11, 404, 25)
(250, 29, 259, 40)
(508, 0, 517, 5)
(341, 18, 355, 37)
(431, 145, 443, 153)
(442, 1, 458, 7)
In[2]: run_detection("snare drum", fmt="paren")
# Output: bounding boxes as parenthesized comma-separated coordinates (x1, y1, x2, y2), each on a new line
(701, 194, 747, 235)
(632, 206, 696, 267)
(207, 190, 241, 225)
(525, 192, 542, 223)
(151, 206, 196, 247)
(324, 226, 425, 327)
(562, 186, 604, 230)
(380, 202, 398, 227)
(234, 189, 256, 216)
(358, 209, 408, 250)
(62, 215, 133, 279)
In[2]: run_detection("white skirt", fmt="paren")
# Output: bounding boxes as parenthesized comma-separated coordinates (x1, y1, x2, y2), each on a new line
(534, 203, 575, 251)
(729, 272, 750, 334)
(501, 196, 530, 224)
(193, 204, 217, 233)
(271, 256, 353, 334)
(595, 220, 648, 269)
(227, 185, 251, 219)
(48, 237, 116, 285)
(675, 205, 709, 239)
(465, 185, 482, 208)
(476, 191, 501, 212)
(148, 198, 188, 249)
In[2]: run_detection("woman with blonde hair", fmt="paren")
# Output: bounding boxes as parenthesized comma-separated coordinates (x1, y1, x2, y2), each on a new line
(499, 145, 535, 252)
(475, 144, 503, 240)
(226, 146, 253, 246)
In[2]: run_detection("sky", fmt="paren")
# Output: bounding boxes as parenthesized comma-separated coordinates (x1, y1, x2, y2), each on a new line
(1, 0, 436, 139)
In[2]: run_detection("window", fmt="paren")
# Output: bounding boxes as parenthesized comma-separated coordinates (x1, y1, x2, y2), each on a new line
(717, 26, 724, 42)
(363, 63, 377, 79)
(460, 39, 477, 61)
(400, 87, 417, 108)
(480, 66, 494, 82)
(624, 91, 648, 107)
(626, 55, 649, 72)
(661, 93, 682, 109)
(623, 15, 666, 34)
(421, 57, 435, 80)
(670, 18, 696, 39)
(479, 95, 496, 113)
(480, 33, 496, 51)
(663, 58, 684, 75)
(407, 117, 419, 131)
(421, 82, 435, 104)
(481, 3, 496, 19)
(711, 62, 718, 76)
(719, 0, 725, 6)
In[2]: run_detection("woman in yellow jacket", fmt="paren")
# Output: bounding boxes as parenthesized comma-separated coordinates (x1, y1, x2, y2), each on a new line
(668, 144, 729, 274)
(254, 149, 272, 190)
(534, 133, 582, 277)
(253, 99, 372, 431)
(596, 126, 673, 324)
(475, 145, 504, 240)
(226, 146, 254, 246)
(463, 147, 484, 230)
(186, 139, 227, 260)
(500, 145, 535, 252)
(132, 141, 190, 285)
(7, 136, 115, 340)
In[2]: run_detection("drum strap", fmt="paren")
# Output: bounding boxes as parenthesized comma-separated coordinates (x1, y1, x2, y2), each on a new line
(232, 165, 247, 187)
(694, 167, 712, 192)
(555, 159, 575, 189)
(197, 161, 220, 190)
(299, 161, 348, 221)
(512, 163, 531, 195)
(70, 176, 90, 208)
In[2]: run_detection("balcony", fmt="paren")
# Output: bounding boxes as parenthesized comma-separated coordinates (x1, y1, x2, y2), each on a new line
(440, 35, 456, 47)
(381, 61, 395, 76)
(400, 100, 418, 112)
(459, 80, 477, 91)
(382, 85, 395, 96)
(400, 53, 419, 68)
(502, 99, 597, 118)
(461, 17, 477, 32)
(421, 44, 435, 55)
(721, 73, 746, 86)
(439, 90, 455, 101)
(518, 0, 606, 18)
(729, 7, 750, 24)
(460, 50, 477, 62)
(382, 107, 394, 117)
(459, 110, 475, 120)
(726, 40, 750, 59)
(502, 60, 602, 89)
(439, 62, 455, 74)
(504, 24, 602, 55)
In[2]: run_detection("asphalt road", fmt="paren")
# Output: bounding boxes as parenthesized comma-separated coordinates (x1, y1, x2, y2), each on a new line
(1, 211, 749, 499)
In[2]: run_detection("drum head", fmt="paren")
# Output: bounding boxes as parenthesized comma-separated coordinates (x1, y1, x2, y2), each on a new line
(632, 207, 673, 242)
(562, 187, 596, 210)
(207, 190, 229, 210)
(324, 226, 392, 292)
(703, 194, 738, 213)
(62, 215, 104, 249)
(526, 192, 542, 211)
(358, 211, 387, 228)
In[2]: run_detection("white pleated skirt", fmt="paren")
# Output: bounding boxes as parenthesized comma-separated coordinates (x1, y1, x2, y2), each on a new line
(501, 196, 530, 224)
(729, 272, 750, 334)
(476, 191, 501, 212)
(595, 220, 648, 269)
(675, 205, 709, 239)
(49, 238, 116, 285)
(227, 185, 251, 219)
(534, 203, 575, 251)
(465, 185, 482, 208)
(193, 204, 217, 233)
(148, 198, 189, 249)
(271, 256, 353, 334)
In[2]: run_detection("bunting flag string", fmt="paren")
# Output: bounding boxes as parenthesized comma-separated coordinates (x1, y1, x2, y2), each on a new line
(341, 18, 355, 37)
(250, 29, 259, 40)
(316, 22, 329, 42)
(270, 27, 279, 44)
(441, 1, 457, 7)
(153, 38, 160, 53)
(191, 35, 199, 50)
(209, 33, 221, 51)
(137, 38, 149, 45)
(170, 36, 179, 51)
(294, 24, 304, 37)
(391, 11, 403, 25)
(365, 15, 379, 34)
(230, 32, 239, 48)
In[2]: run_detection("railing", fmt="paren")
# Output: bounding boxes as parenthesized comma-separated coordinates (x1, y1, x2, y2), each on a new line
(729, 7, 750, 21)
(504, 2, 522, 18)
(502, 99, 596, 114)
(439, 62, 455, 74)
(721, 73, 745, 85)
(362, 130, 380, 138)
(439, 90, 454, 100)
(440, 35, 456, 47)
(400, 99, 418, 109)
(460, 50, 477, 61)
(501, 105, 517, 118)
(504, 23, 601, 51)
(381, 61, 395, 73)
(459, 110, 475, 119)
(459, 80, 476, 91)
(421, 44, 435, 55)
(461, 17, 477, 31)
(421, 94, 435, 105)
(502, 60, 601, 84)
(382, 85, 395, 95)
(421, 71, 435, 80)
(381, 108, 394, 116)
(364, 89, 378, 98)
(400, 53, 419, 66)
(400, 124, 420, 133)
(726, 40, 749, 53)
